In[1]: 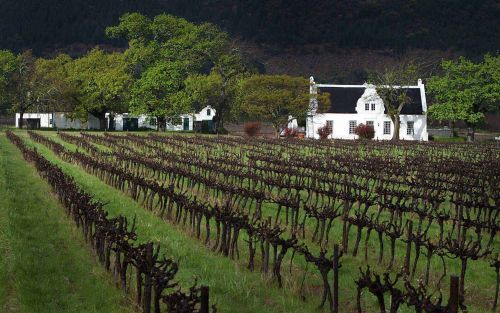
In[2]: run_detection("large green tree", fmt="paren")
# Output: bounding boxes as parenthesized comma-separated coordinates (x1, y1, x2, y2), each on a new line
(184, 50, 252, 132)
(5, 51, 72, 128)
(369, 62, 418, 141)
(107, 13, 234, 131)
(238, 75, 330, 138)
(68, 48, 132, 130)
(427, 55, 500, 141)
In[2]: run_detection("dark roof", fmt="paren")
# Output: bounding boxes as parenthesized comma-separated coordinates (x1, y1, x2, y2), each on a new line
(320, 87, 365, 113)
(399, 88, 424, 115)
(318, 86, 424, 115)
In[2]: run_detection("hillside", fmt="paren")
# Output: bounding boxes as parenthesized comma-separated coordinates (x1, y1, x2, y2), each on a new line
(1, 0, 498, 55)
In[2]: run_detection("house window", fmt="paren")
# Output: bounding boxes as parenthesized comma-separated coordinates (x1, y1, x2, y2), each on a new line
(49, 118, 53, 125)
(207, 109, 211, 116)
(326, 120, 333, 135)
(371, 103, 376, 111)
(383, 121, 391, 135)
(349, 120, 357, 134)
(407, 121, 414, 135)
(366, 121, 374, 127)
(365, 103, 370, 111)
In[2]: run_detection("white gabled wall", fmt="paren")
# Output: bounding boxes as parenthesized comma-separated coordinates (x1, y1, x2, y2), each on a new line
(194, 106, 216, 122)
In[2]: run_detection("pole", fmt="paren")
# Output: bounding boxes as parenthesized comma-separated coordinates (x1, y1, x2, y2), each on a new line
(200, 285, 209, 313)
(449, 275, 459, 313)
(404, 221, 413, 274)
(333, 244, 339, 313)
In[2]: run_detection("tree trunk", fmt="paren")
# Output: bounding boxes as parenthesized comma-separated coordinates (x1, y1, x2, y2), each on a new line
(108, 113, 114, 131)
(274, 125, 280, 139)
(157, 116, 166, 132)
(391, 114, 400, 141)
(466, 124, 475, 142)
(91, 111, 107, 130)
(18, 110, 25, 129)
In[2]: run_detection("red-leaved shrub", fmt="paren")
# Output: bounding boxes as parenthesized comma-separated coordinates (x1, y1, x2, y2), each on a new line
(355, 123, 375, 139)
(244, 122, 261, 137)
(284, 127, 298, 138)
(317, 125, 332, 140)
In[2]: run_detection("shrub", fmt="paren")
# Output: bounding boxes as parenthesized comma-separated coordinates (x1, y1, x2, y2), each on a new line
(355, 123, 375, 140)
(244, 122, 261, 137)
(284, 127, 298, 138)
(317, 125, 332, 140)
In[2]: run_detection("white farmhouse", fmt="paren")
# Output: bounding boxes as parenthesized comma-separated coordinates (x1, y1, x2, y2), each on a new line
(166, 106, 216, 131)
(307, 77, 428, 141)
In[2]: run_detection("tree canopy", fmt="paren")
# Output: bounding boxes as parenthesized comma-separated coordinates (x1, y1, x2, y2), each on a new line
(68, 48, 132, 129)
(238, 75, 330, 137)
(427, 55, 500, 141)
(107, 13, 239, 130)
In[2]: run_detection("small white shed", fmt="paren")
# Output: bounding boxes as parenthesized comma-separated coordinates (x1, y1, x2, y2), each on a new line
(166, 106, 216, 131)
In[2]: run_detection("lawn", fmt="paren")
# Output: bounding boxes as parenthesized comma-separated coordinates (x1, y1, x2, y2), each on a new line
(0, 132, 135, 313)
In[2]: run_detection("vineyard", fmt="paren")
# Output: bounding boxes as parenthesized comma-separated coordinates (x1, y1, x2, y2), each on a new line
(2, 130, 499, 313)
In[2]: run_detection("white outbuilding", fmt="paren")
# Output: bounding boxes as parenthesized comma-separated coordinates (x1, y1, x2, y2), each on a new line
(15, 112, 100, 129)
(166, 106, 216, 132)
(306, 77, 428, 141)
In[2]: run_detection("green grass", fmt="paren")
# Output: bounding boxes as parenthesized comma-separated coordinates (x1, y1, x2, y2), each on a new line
(0, 133, 136, 313)
(14, 131, 335, 313)
(432, 136, 467, 142)
(5, 130, 497, 313)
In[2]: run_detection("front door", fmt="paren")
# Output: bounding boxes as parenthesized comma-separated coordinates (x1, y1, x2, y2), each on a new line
(183, 118, 190, 131)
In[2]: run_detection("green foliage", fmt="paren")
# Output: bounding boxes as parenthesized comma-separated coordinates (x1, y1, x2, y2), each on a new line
(68, 48, 132, 125)
(6, 51, 74, 127)
(128, 60, 190, 119)
(107, 13, 236, 130)
(238, 74, 329, 137)
(183, 50, 253, 129)
(428, 55, 500, 125)
(0, 50, 17, 114)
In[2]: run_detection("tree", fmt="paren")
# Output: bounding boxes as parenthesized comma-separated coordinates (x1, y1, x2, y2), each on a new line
(183, 50, 252, 132)
(68, 48, 132, 130)
(107, 13, 232, 131)
(238, 75, 330, 138)
(0, 50, 17, 115)
(5, 51, 70, 128)
(427, 55, 500, 141)
(35, 54, 78, 113)
(129, 60, 190, 131)
(369, 62, 418, 140)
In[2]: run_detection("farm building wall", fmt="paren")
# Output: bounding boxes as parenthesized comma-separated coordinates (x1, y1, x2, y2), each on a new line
(15, 112, 100, 129)
(307, 113, 427, 140)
